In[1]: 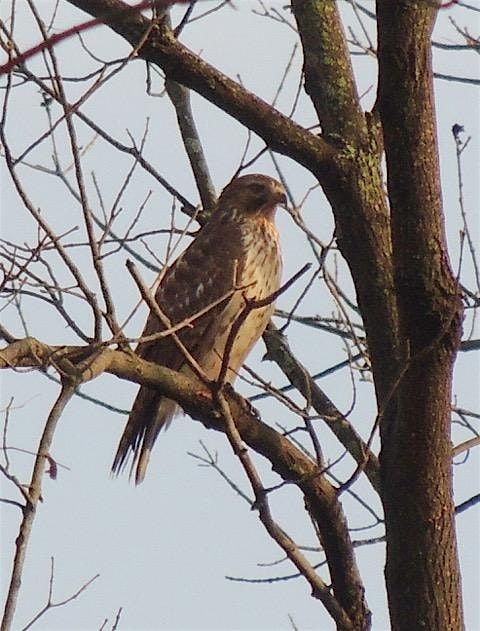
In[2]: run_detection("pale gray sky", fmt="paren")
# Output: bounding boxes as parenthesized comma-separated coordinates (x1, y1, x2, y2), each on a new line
(1, 2, 479, 630)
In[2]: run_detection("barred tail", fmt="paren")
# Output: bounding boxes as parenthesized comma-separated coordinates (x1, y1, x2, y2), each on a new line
(112, 387, 177, 484)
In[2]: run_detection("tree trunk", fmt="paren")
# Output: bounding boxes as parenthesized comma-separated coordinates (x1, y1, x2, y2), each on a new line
(376, 3, 464, 628)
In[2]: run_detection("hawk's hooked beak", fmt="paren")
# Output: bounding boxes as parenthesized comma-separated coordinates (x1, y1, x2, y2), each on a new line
(264, 189, 287, 221)
(278, 192, 288, 208)
(272, 184, 287, 208)
(257, 180, 287, 219)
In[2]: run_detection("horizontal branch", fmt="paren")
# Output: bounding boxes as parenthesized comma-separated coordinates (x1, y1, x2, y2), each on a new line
(0, 336, 365, 626)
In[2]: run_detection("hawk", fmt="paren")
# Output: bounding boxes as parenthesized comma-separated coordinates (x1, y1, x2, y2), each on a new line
(112, 174, 286, 483)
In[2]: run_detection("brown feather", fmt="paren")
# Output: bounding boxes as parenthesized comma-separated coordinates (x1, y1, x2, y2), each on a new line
(112, 174, 285, 483)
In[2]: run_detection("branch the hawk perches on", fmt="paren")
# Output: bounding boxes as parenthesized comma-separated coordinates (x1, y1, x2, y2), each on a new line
(112, 174, 286, 483)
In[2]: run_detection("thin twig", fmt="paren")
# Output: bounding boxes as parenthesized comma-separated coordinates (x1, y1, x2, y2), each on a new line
(165, 76, 217, 213)
(214, 390, 354, 630)
(1, 383, 77, 631)
(216, 264, 311, 388)
(21, 557, 99, 631)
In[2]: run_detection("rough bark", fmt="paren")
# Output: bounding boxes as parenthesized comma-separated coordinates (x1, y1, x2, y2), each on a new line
(291, 0, 367, 143)
(290, 0, 401, 423)
(377, 2, 464, 629)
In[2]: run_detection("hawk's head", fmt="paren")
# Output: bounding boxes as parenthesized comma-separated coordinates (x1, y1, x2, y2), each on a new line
(218, 174, 287, 219)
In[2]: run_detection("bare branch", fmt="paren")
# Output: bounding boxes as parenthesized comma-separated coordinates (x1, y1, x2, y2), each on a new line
(214, 389, 355, 630)
(1, 384, 76, 631)
(0, 335, 370, 629)
(21, 558, 99, 631)
(64, 0, 336, 173)
(263, 323, 380, 493)
(165, 78, 217, 213)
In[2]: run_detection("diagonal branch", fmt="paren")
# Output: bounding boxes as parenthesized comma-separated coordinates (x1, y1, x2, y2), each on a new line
(1, 383, 76, 631)
(165, 78, 217, 213)
(215, 390, 355, 630)
(63, 0, 402, 411)
(263, 323, 380, 493)
(65, 0, 336, 174)
(291, 0, 367, 143)
(0, 336, 370, 629)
